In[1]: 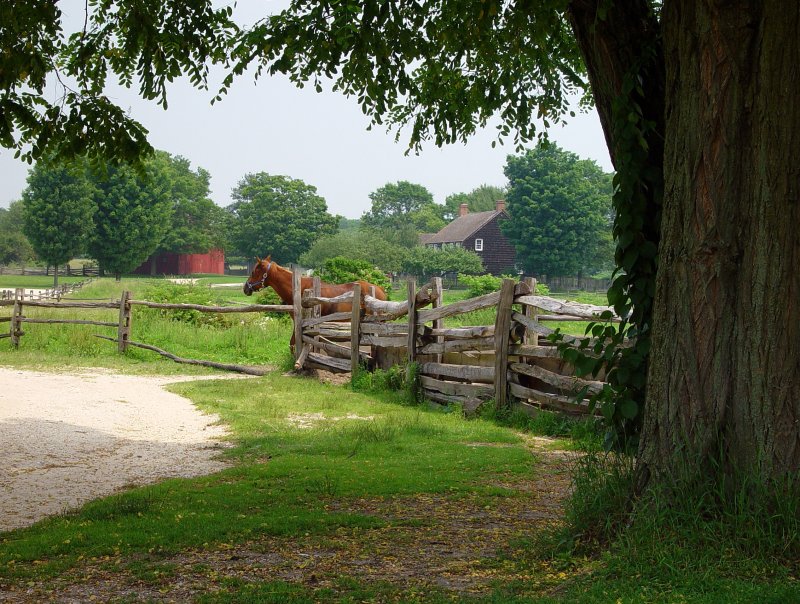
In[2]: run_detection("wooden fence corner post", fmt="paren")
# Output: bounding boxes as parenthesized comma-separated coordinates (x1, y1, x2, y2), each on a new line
(350, 284, 362, 379)
(523, 277, 538, 347)
(292, 266, 303, 361)
(117, 290, 131, 353)
(493, 279, 516, 411)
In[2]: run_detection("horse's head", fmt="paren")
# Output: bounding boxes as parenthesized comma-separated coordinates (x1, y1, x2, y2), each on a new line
(243, 256, 273, 296)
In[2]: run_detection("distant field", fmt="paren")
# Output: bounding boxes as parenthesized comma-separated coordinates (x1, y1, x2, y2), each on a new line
(0, 275, 88, 288)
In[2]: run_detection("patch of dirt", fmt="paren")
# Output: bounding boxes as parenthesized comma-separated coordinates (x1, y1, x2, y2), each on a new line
(0, 368, 241, 532)
(286, 412, 375, 429)
(3, 437, 577, 602)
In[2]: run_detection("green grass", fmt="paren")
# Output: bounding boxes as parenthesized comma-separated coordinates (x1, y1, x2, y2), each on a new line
(0, 274, 88, 288)
(0, 278, 294, 372)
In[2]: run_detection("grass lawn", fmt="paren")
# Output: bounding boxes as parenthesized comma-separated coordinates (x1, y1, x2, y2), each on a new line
(0, 275, 89, 288)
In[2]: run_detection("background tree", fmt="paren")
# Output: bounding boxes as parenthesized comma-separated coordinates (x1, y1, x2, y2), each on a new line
(299, 230, 409, 274)
(362, 181, 445, 235)
(88, 162, 173, 280)
(502, 143, 613, 278)
(228, 173, 338, 264)
(317, 257, 391, 295)
(21, 159, 96, 286)
(147, 152, 228, 274)
(0, 201, 35, 266)
(443, 184, 507, 220)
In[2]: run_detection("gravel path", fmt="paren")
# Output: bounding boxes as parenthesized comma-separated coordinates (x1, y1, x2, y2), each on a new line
(0, 368, 235, 532)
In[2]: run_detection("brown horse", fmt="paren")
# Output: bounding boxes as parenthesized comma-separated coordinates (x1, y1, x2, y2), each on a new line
(243, 256, 388, 315)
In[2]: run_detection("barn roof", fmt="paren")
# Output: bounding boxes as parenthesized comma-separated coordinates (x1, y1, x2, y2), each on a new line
(425, 210, 506, 244)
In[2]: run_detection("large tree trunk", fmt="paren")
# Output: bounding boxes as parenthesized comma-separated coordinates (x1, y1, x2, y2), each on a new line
(640, 1, 800, 483)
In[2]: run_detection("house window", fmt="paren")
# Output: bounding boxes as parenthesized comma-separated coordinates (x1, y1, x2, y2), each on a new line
(474, 238, 484, 251)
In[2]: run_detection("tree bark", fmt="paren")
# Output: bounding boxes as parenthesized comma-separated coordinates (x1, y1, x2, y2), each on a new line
(640, 1, 800, 483)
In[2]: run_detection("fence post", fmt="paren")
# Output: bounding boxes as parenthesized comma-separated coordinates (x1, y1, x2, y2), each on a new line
(523, 277, 538, 347)
(117, 290, 131, 353)
(350, 283, 362, 378)
(432, 277, 443, 364)
(10, 288, 23, 348)
(493, 279, 516, 410)
(406, 278, 418, 378)
(292, 266, 302, 361)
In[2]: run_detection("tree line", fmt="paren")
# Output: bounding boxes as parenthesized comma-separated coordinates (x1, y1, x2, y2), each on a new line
(2, 142, 613, 285)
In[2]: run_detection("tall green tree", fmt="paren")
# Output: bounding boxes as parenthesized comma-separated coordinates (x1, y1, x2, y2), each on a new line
(443, 185, 507, 220)
(5, 0, 799, 493)
(21, 159, 96, 286)
(88, 163, 173, 280)
(402, 246, 484, 281)
(228, 173, 338, 263)
(501, 143, 613, 278)
(362, 181, 445, 235)
(0, 201, 35, 266)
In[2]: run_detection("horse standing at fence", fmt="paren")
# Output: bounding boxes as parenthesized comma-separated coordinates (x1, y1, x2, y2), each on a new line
(243, 257, 388, 349)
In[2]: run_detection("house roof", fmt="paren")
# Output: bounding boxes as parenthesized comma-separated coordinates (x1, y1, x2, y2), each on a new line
(418, 233, 437, 245)
(426, 210, 505, 244)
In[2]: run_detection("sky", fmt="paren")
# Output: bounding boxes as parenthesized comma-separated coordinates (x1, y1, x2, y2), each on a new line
(0, 3, 613, 220)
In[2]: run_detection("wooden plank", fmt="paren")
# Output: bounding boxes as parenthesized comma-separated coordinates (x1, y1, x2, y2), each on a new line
(417, 290, 500, 323)
(360, 334, 408, 348)
(360, 323, 409, 335)
(94, 335, 269, 375)
(509, 382, 596, 416)
(351, 284, 362, 376)
(509, 362, 604, 395)
(523, 277, 538, 349)
(0, 333, 11, 339)
(508, 344, 562, 358)
(302, 334, 371, 361)
(0, 317, 12, 323)
(307, 352, 351, 372)
(419, 336, 495, 354)
(428, 325, 494, 339)
(304, 327, 351, 339)
(423, 390, 484, 413)
(302, 290, 354, 307)
(515, 295, 618, 320)
(20, 318, 117, 327)
(420, 362, 494, 383)
(129, 301, 292, 313)
(21, 300, 121, 309)
(420, 375, 494, 397)
(302, 312, 352, 328)
(10, 289, 22, 347)
(312, 277, 321, 318)
(493, 279, 516, 410)
(537, 314, 618, 323)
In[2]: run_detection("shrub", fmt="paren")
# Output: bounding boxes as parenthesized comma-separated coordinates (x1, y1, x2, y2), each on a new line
(458, 273, 551, 297)
(142, 282, 233, 328)
(318, 256, 391, 296)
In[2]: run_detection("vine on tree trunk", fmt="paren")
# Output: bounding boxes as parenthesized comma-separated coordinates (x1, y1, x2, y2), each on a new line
(553, 37, 664, 450)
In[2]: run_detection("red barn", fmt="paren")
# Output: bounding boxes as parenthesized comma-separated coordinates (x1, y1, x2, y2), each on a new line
(133, 249, 225, 275)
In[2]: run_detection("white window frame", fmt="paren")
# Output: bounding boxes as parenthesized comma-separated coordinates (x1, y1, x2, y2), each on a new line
(474, 238, 484, 251)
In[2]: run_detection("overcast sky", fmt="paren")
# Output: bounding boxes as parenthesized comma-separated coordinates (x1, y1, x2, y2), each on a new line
(0, 3, 613, 219)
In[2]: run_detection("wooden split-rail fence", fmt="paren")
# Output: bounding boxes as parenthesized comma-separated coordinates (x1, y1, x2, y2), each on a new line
(293, 271, 621, 417)
(0, 279, 95, 302)
(0, 269, 621, 416)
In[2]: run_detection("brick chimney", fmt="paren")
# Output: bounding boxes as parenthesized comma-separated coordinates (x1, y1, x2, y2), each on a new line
(495, 199, 506, 212)
(459, 203, 469, 217)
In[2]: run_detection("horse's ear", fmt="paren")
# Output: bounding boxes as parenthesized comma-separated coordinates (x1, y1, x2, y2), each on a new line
(255, 256, 261, 263)
(265, 255, 271, 263)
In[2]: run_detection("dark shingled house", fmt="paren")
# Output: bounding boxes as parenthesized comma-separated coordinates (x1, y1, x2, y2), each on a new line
(425, 201, 517, 275)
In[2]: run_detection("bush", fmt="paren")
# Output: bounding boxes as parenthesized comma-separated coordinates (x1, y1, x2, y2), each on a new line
(318, 256, 391, 296)
(458, 273, 551, 297)
(142, 282, 233, 328)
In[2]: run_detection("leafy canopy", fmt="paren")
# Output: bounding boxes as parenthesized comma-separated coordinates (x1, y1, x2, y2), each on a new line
(402, 245, 484, 280)
(228, 173, 339, 264)
(0, 202, 35, 265)
(362, 181, 444, 234)
(502, 142, 613, 277)
(299, 230, 409, 274)
(444, 184, 507, 220)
